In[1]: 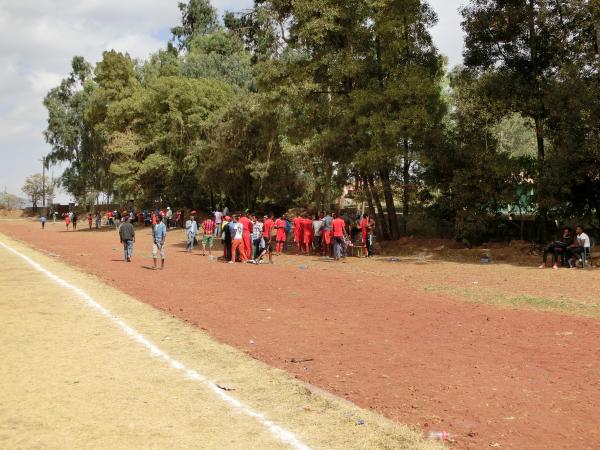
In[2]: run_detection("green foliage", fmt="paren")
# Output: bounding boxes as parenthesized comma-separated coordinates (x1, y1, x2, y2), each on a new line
(40, 0, 600, 240)
(171, 0, 219, 50)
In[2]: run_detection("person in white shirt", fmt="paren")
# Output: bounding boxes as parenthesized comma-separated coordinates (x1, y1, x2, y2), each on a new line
(568, 225, 592, 268)
(214, 209, 223, 236)
(229, 215, 247, 263)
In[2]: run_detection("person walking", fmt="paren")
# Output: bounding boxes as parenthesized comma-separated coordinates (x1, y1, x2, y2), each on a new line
(185, 212, 198, 253)
(152, 216, 167, 270)
(201, 215, 215, 256)
(119, 216, 135, 262)
(229, 215, 247, 263)
(52, 210, 57, 224)
(40, 214, 46, 230)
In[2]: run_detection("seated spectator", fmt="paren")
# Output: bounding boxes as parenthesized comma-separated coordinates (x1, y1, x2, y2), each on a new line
(567, 225, 592, 268)
(539, 227, 572, 270)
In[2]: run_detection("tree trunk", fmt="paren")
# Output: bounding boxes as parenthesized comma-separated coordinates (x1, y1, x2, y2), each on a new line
(368, 175, 390, 240)
(379, 169, 400, 240)
(363, 175, 381, 238)
(402, 140, 411, 236)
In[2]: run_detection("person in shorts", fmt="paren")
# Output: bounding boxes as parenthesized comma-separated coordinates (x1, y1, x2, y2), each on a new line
(152, 216, 167, 270)
(201, 216, 215, 256)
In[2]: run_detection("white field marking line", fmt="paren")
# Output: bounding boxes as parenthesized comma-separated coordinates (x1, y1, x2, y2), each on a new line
(0, 240, 310, 450)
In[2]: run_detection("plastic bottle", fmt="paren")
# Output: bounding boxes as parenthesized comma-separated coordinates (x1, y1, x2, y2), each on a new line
(427, 431, 456, 442)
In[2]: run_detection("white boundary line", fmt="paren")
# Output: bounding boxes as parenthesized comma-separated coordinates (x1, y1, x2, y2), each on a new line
(0, 240, 310, 450)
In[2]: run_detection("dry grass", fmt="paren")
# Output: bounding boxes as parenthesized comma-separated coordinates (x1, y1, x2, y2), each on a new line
(424, 285, 600, 319)
(0, 232, 441, 450)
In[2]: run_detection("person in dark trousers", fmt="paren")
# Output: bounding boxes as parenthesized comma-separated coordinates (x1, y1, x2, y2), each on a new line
(222, 216, 233, 262)
(539, 227, 572, 270)
(118, 216, 135, 262)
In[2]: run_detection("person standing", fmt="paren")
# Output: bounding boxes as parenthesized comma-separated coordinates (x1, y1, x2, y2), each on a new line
(185, 212, 198, 253)
(214, 208, 223, 237)
(72, 212, 78, 230)
(331, 212, 346, 261)
(302, 213, 313, 256)
(40, 214, 46, 230)
(166, 206, 173, 229)
(239, 213, 253, 259)
(52, 210, 57, 224)
(152, 216, 167, 270)
(293, 214, 304, 254)
(322, 212, 333, 257)
(229, 215, 247, 263)
(312, 214, 323, 253)
(87, 213, 93, 230)
(201, 215, 215, 256)
(252, 216, 264, 260)
(222, 215, 232, 261)
(263, 214, 275, 244)
(119, 216, 135, 262)
(274, 214, 287, 255)
(64, 212, 71, 230)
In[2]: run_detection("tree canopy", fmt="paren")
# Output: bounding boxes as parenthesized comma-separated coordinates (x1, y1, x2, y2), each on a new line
(41, 0, 600, 242)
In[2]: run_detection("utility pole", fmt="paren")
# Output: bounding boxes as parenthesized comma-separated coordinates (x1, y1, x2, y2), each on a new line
(42, 157, 46, 209)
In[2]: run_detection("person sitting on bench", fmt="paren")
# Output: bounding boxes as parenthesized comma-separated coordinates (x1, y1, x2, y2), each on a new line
(567, 225, 591, 268)
(539, 227, 572, 270)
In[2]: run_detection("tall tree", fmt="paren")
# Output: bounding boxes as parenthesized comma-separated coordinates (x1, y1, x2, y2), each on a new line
(171, 0, 219, 50)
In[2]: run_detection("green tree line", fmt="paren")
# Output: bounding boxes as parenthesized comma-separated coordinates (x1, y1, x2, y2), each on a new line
(43, 0, 600, 242)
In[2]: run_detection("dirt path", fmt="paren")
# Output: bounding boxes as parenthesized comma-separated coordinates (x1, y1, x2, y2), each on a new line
(2, 220, 599, 449)
(0, 233, 435, 450)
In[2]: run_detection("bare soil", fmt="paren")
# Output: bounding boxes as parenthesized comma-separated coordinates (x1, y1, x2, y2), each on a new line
(2, 219, 599, 449)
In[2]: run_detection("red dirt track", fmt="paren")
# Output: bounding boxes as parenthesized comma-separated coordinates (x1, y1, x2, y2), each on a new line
(2, 220, 599, 449)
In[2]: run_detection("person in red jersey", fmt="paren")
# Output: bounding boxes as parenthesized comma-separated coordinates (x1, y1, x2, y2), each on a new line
(302, 213, 313, 255)
(201, 215, 215, 256)
(293, 214, 304, 254)
(263, 214, 274, 243)
(331, 212, 347, 261)
(274, 214, 287, 254)
(238, 212, 253, 258)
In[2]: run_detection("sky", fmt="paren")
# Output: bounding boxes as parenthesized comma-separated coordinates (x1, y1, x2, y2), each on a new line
(0, 0, 465, 204)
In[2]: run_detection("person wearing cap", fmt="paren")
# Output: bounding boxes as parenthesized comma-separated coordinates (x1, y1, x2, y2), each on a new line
(185, 211, 198, 253)
(119, 215, 135, 262)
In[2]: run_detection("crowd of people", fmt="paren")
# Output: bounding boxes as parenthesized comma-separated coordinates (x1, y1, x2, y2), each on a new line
(43, 205, 594, 270)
